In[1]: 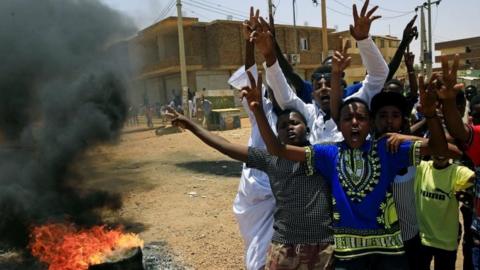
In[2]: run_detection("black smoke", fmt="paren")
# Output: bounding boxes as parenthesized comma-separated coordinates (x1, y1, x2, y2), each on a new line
(0, 0, 137, 247)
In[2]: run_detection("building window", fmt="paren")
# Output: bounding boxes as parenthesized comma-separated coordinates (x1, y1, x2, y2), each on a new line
(300, 38, 309, 51)
(381, 39, 385, 48)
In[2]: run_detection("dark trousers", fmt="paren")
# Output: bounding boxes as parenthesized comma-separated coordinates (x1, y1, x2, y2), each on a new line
(335, 253, 409, 270)
(462, 205, 474, 270)
(473, 233, 480, 270)
(418, 244, 457, 270)
(404, 234, 422, 270)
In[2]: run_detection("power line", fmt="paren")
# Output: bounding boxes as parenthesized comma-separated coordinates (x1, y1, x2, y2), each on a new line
(183, 8, 212, 21)
(182, 0, 247, 20)
(382, 11, 416, 20)
(356, 0, 412, 14)
(330, 0, 415, 20)
(326, 6, 351, 17)
(158, 0, 175, 19)
(154, 0, 175, 22)
(195, 0, 252, 18)
(332, 0, 351, 10)
(186, 0, 247, 18)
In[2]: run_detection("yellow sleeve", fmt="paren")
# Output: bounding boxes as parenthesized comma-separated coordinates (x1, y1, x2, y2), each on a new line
(454, 165, 475, 192)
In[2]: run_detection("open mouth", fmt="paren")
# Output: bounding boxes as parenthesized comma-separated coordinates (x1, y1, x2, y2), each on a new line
(288, 131, 297, 140)
(320, 96, 330, 103)
(351, 129, 361, 142)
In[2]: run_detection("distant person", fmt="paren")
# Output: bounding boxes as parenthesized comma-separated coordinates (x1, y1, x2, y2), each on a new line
(201, 95, 212, 128)
(145, 105, 153, 128)
(172, 89, 181, 107)
(128, 106, 139, 126)
(188, 88, 196, 118)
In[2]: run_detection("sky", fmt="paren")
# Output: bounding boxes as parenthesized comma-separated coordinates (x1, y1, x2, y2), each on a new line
(100, 0, 479, 65)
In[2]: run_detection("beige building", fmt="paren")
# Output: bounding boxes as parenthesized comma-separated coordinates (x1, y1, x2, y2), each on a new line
(126, 16, 404, 106)
(331, 31, 406, 84)
(435, 36, 480, 70)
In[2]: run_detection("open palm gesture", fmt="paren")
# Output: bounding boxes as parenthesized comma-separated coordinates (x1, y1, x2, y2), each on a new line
(350, 0, 381, 40)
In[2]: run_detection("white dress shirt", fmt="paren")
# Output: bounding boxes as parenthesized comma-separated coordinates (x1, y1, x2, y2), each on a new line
(266, 36, 389, 144)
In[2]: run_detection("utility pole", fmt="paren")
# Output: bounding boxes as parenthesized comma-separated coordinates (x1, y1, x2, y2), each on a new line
(418, 5, 427, 77)
(426, 0, 433, 78)
(268, 0, 273, 18)
(418, 0, 441, 78)
(292, 0, 298, 54)
(176, 0, 189, 118)
(321, 0, 328, 61)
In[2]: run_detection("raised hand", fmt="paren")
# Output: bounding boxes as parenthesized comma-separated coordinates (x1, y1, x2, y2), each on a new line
(167, 107, 191, 130)
(402, 15, 418, 44)
(404, 50, 415, 69)
(436, 54, 464, 100)
(242, 7, 260, 41)
(349, 0, 381, 41)
(332, 40, 352, 73)
(240, 71, 263, 112)
(250, 16, 275, 61)
(419, 73, 439, 117)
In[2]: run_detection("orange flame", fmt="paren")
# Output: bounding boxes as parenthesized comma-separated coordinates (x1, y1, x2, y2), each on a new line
(29, 223, 143, 270)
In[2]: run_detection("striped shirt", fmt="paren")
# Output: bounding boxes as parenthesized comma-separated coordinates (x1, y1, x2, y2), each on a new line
(393, 166, 419, 241)
(246, 147, 333, 244)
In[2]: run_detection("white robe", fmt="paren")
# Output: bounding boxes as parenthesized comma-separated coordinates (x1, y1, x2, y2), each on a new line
(229, 65, 277, 270)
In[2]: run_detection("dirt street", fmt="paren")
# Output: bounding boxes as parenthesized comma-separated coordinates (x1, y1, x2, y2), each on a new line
(85, 120, 252, 269)
(84, 118, 466, 270)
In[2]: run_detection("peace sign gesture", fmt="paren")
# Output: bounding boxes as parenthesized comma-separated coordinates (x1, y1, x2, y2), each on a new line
(332, 40, 352, 73)
(419, 74, 439, 117)
(240, 71, 263, 112)
(242, 7, 260, 41)
(349, 0, 381, 41)
(250, 16, 275, 60)
(436, 54, 464, 100)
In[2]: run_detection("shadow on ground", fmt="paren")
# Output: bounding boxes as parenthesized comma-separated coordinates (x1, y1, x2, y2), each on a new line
(175, 160, 242, 177)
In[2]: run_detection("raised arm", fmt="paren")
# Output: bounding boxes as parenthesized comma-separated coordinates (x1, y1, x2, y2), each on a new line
(331, 41, 352, 124)
(244, 7, 257, 70)
(269, 14, 307, 101)
(251, 16, 314, 123)
(418, 73, 450, 157)
(404, 49, 418, 102)
(346, 0, 388, 105)
(437, 55, 470, 143)
(170, 111, 248, 162)
(242, 71, 306, 162)
(386, 15, 418, 81)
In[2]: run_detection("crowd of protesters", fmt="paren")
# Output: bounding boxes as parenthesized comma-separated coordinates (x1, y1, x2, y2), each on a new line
(166, 1, 480, 269)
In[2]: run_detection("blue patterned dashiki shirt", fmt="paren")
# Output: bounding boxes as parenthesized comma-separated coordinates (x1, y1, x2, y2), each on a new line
(308, 138, 421, 259)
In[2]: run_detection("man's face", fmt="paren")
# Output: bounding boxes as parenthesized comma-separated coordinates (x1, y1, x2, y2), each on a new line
(339, 102, 371, 149)
(374, 106, 403, 135)
(312, 77, 331, 112)
(276, 112, 308, 146)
